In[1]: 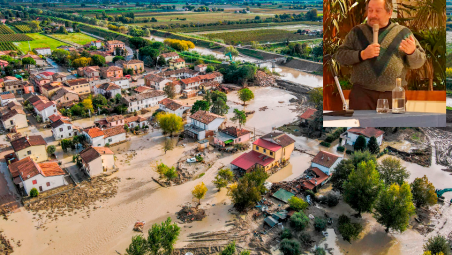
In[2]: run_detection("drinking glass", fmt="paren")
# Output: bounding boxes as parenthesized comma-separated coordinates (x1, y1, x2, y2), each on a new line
(376, 99, 389, 114)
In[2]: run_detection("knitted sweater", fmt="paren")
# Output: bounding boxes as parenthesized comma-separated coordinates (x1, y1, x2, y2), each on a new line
(335, 22, 426, 92)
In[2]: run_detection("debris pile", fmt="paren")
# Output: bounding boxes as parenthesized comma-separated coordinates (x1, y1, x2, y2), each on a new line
(0, 206, 11, 220)
(133, 221, 146, 232)
(0, 231, 13, 254)
(176, 206, 206, 223)
(254, 70, 276, 87)
(25, 176, 120, 223)
(386, 146, 431, 167)
(259, 106, 268, 111)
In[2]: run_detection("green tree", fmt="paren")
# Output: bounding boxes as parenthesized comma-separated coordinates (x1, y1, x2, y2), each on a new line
(190, 100, 210, 114)
(280, 239, 301, 255)
(373, 182, 415, 233)
(237, 88, 254, 106)
(163, 165, 178, 182)
(192, 182, 208, 206)
(315, 247, 326, 255)
(113, 56, 125, 63)
(290, 211, 309, 230)
(210, 91, 229, 115)
(314, 217, 327, 231)
(367, 136, 380, 154)
(331, 159, 355, 193)
(206, 65, 215, 73)
(93, 94, 108, 109)
(212, 168, 234, 191)
(155, 113, 183, 137)
(423, 235, 451, 255)
(29, 187, 39, 197)
(377, 156, 410, 186)
(229, 167, 268, 211)
(411, 175, 438, 208)
(353, 135, 367, 152)
(350, 150, 377, 168)
(125, 235, 147, 255)
(22, 57, 36, 66)
(91, 54, 106, 67)
(231, 109, 246, 128)
(343, 160, 383, 217)
(146, 217, 180, 255)
(338, 215, 362, 242)
(46, 145, 56, 155)
(308, 87, 323, 108)
(157, 56, 166, 66)
(288, 196, 309, 211)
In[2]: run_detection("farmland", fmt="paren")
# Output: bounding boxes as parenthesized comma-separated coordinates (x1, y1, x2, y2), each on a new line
(204, 29, 320, 45)
(0, 34, 33, 42)
(50, 33, 98, 45)
(13, 33, 69, 53)
(0, 25, 15, 34)
(165, 21, 320, 33)
(0, 42, 22, 53)
(12, 23, 32, 33)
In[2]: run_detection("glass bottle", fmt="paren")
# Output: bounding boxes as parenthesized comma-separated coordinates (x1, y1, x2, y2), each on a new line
(392, 78, 405, 114)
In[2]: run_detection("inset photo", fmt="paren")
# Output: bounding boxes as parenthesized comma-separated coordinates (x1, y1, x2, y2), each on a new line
(323, 0, 446, 127)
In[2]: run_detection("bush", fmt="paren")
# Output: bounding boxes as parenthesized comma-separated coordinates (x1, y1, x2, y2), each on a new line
(423, 235, 451, 255)
(288, 196, 309, 211)
(280, 229, 292, 239)
(320, 141, 331, 147)
(345, 149, 353, 155)
(338, 214, 362, 242)
(314, 217, 327, 232)
(290, 211, 309, 231)
(195, 155, 203, 162)
(280, 239, 301, 255)
(315, 247, 326, 255)
(325, 192, 339, 207)
(30, 188, 39, 197)
(298, 232, 312, 245)
(337, 146, 345, 152)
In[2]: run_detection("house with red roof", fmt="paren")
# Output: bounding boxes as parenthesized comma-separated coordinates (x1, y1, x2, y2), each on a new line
(299, 108, 317, 124)
(185, 110, 225, 140)
(79, 146, 115, 177)
(158, 98, 191, 118)
(181, 76, 202, 90)
(51, 119, 81, 140)
(8, 157, 68, 196)
(300, 151, 342, 190)
(83, 126, 126, 147)
(340, 127, 384, 148)
(33, 99, 57, 123)
(231, 131, 295, 173)
(168, 58, 185, 70)
(10, 135, 48, 163)
(214, 126, 251, 147)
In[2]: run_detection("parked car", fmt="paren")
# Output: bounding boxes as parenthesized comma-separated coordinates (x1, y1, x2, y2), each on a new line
(187, 158, 196, 163)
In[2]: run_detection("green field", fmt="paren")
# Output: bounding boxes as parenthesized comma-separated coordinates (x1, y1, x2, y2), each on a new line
(14, 33, 69, 54)
(50, 33, 98, 45)
(204, 29, 320, 45)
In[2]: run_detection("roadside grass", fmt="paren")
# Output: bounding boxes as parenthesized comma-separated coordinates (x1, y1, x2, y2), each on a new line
(14, 33, 69, 53)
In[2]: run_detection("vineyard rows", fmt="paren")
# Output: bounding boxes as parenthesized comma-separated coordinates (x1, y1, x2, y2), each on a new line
(13, 24, 32, 33)
(0, 42, 22, 54)
(205, 29, 318, 45)
(0, 34, 33, 42)
(0, 25, 15, 34)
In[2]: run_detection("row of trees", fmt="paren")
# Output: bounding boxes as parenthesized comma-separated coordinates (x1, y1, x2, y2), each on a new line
(50, 49, 106, 68)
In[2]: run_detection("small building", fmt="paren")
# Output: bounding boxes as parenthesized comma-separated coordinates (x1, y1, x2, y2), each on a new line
(214, 127, 251, 147)
(311, 151, 342, 175)
(79, 146, 115, 177)
(10, 135, 48, 163)
(33, 99, 57, 122)
(144, 74, 171, 90)
(181, 76, 202, 90)
(124, 115, 148, 129)
(110, 77, 130, 89)
(100, 66, 123, 79)
(77, 66, 100, 81)
(185, 110, 225, 140)
(51, 88, 80, 105)
(105, 40, 125, 55)
(168, 58, 185, 70)
(48, 114, 70, 123)
(195, 64, 208, 73)
(0, 93, 16, 106)
(34, 47, 51, 56)
(116, 60, 144, 74)
(160, 52, 180, 62)
(8, 157, 67, 196)
(158, 98, 191, 118)
(122, 91, 167, 113)
(91, 40, 102, 49)
(51, 119, 79, 140)
(64, 78, 91, 95)
(40, 83, 62, 98)
(182, 89, 197, 98)
(52, 72, 68, 82)
(299, 108, 317, 125)
(94, 115, 125, 128)
(94, 82, 121, 99)
(1, 108, 27, 130)
(340, 127, 384, 147)
(134, 86, 152, 94)
(83, 125, 126, 146)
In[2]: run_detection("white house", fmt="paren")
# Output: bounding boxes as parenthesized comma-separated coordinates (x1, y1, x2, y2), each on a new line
(110, 77, 130, 89)
(34, 47, 52, 56)
(160, 52, 180, 62)
(0, 93, 17, 106)
(83, 126, 126, 146)
(91, 40, 102, 49)
(83, 127, 105, 147)
(124, 115, 149, 129)
(340, 127, 384, 147)
(145, 74, 172, 90)
(94, 82, 121, 99)
(158, 98, 191, 118)
(79, 146, 115, 177)
(33, 100, 57, 122)
(195, 64, 207, 73)
(184, 110, 225, 140)
(1, 109, 28, 130)
(181, 76, 202, 90)
(8, 157, 67, 196)
(122, 91, 167, 113)
(51, 119, 80, 140)
(310, 151, 342, 175)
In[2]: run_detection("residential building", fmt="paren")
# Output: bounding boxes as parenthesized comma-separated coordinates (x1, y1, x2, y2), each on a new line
(144, 74, 171, 90)
(184, 110, 225, 140)
(299, 108, 317, 125)
(21, 54, 46, 66)
(33, 100, 57, 122)
(160, 52, 179, 62)
(134, 86, 152, 94)
(340, 127, 384, 148)
(0, 93, 16, 106)
(48, 114, 70, 123)
(94, 82, 121, 99)
(181, 76, 202, 90)
(8, 157, 67, 195)
(116, 60, 144, 74)
(94, 115, 125, 128)
(100, 66, 123, 79)
(0, 60, 8, 67)
(1, 108, 27, 130)
(77, 66, 100, 81)
(40, 82, 62, 98)
(105, 40, 125, 55)
(51, 88, 79, 105)
(168, 58, 185, 70)
(52, 72, 68, 82)
(124, 115, 148, 129)
(34, 47, 51, 56)
(110, 77, 130, 89)
(198, 72, 224, 84)
(160, 68, 199, 79)
(195, 64, 208, 73)
(158, 98, 191, 118)
(214, 127, 251, 147)
(122, 91, 167, 112)
(91, 40, 102, 49)
(64, 78, 91, 95)
(231, 132, 295, 172)
(79, 147, 115, 177)
(51, 119, 80, 140)
(83, 125, 126, 146)
(300, 151, 342, 190)
(10, 135, 48, 163)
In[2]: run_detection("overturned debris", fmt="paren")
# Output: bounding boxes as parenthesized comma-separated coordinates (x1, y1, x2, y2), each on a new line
(176, 206, 206, 223)
(133, 221, 146, 232)
(386, 146, 431, 167)
(0, 231, 13, 254)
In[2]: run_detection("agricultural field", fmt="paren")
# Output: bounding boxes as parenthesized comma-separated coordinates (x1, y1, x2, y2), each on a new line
(50, 33, 98, 45)
(13, 33, 68, 54)
(0, 42, 22, 53)
(12, 23, 32, 33)
(0, 25, 15, 34)
(204, 29, 320, 45)
(0, 34, 33, 42)
(166, 21, 320, 33)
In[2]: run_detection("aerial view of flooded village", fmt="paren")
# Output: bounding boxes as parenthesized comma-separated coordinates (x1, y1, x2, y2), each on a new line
(0, 1, 450, 255)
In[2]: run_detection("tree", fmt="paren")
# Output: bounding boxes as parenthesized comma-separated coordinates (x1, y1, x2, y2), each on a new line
(238, 88, 254, 106)
(367, 136, 380, 154)
(82, 98, 94, 114)
(338, 215, 362, 242)
(353, 135, 367, 151)
(190, 100, 210, 114)
(424, 235, 451, 255)
(373, 182, 415, 233)
(113, 56, 125, 63)
(157, 56, 166, 66)
(229, 167, 268, 211)
(72, 57, 92, 68)
(144, 56, 153, 67)
(231, 109, 246, 128)
(93, 94, 108, 109)
(125, 235, 147, 255)
(163, 165, 178, 182)
(343, 160, 383, 217)
(350, 150, 377, 168)
(46, 145, 56, 155)
(280, 239, 301, 255)
(192, 182, 208, 206)
(28, 20, 40, 32)
(331, 159, 355, 193)
(115, 93, 122, 104)
(377, 157, 410, 186)
(225, 46, 239, 60)
(91, 54, 106, 67)
(30, 187, 39, 197)
(164, 138, 173, 154)
(314, 217, 327, 231)
(290, 211, 309, 230)
(411, 175, 438, 208)
(288, 196, 309, 211)
(146, 217, 180, 255)
(155, 113, 183, 137)
(315, 247, 326, 255)
(163, 83, 176, 99)
(308, 87, 323, 108)
(22, 57, 36, 66)
(212, 168, 234, 191)
(210, 95, 229, 115)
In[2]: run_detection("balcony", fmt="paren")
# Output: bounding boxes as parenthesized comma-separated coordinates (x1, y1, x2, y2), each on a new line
(184, 124, 204, 134)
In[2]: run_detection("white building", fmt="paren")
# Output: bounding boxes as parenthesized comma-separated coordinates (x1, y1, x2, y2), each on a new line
(34, 47, 52, 56)
(110, 77, 130, 89)
(34, 100, 57, 122)
(194, 64, 208, 73)
(160, 52, 180, 62)
(0, 93, 17, 106)
(51, 119, 80, 140)
(79, 146, 115, 177)
(1, 109, 28, 130)
(124, 115, 149, 129)
(94, 82, 121, 99)
(91, 40, 102, 49)
(83, 126, 126, 146)
(122, 91, 167, 113)
(158, 98, 191, 118)
(310, 151, 342, 175)
(184, 110, 225, 140)
(145, 74, 172, 90)
(340, 127, 384, 147)
(181, 76, 202, 90)
(8, 157, 67, 196)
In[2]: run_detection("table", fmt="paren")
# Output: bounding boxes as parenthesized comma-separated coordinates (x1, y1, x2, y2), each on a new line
(323, 110, 446, 127)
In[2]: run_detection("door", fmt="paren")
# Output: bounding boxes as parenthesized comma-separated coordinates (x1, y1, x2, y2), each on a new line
(39, 186, 43, 192)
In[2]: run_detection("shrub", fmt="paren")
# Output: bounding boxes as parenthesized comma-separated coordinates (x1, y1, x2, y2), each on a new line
(290, 211, 309, 231)
(314, 217, 327, 232)
(325, 192, 339, 207)
(30, 188, 39, 197)
(280, 239, 301, 255)
(337, 146, 345, 152)
(195, 155, 203, 162)
(423, 235, 451, 255)
(298, 232, 312, 245)
(280, 229, 292, 239)
(338, 214, 362, 242)
(315, 247, 326, 255)
(345, 149, 353, 155)
(288, 196, 309, 211)
(320, 141, 331, 147)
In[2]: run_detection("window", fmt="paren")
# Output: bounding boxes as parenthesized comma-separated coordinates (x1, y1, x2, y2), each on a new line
(255, 146, 259, 150)
(27, 150, 31, 155)
(68, 126, 71, 130)
(238, 138, 241, 142)
(59, 128, 63, 131)
(263, 149, 266, 153)
(10, 120, 13, 125)
(61, 135, 63, 138)
(108, 138, 112, 143)
(270, 151, 273, 156)
(32, 180, 37, 185)
(54, 110, 56, 113)
(46, 182, 50, 187)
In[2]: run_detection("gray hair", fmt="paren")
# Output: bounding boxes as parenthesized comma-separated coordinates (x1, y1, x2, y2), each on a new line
(366, 0, 393, 13)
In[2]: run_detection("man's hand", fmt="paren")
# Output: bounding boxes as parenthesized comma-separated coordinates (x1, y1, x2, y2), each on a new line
(399, 35, 416, 55)
(361, 44, 380, 60)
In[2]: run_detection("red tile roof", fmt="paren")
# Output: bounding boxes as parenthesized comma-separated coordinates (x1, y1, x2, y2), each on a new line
(11, 135, 47, 152)
(161, 52, 179, 58)
(347, 127, 384, 138)
(311, 151, 340, 168)
(48, 114, 69, 123)
(84, 127, 104, 138)
(170, 58, 185, 63)
(102, 125, 125, 138)
(301, 167, 330, 190)
(8, 157, 40, 180)
(159, 98, 183, 111)
(261, 132, 295, 147)
(0, 93, 15, 100)
(181, 76, 201, 85)
(134, 86, 152, 93)
(38, 162, 66, 177)
(34, 101, 55, 111)
(190, 110, 223, 125)
(300, 108, 317, 120)
(253, 138, 282, 152)
(219, 126, 250, 138)
(231, 150, 275, 172)
(40, 72, 54, 76)
(80, 146, 113, 163)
